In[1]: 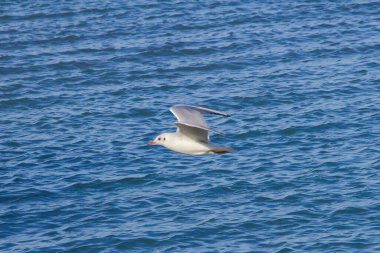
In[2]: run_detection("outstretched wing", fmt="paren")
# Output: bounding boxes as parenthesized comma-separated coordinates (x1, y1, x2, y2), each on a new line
(174, 122, 209, 143)
(170, 105, 229, 142)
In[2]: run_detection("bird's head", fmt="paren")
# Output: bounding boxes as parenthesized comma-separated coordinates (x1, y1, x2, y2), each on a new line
(148, 133, 171, 146)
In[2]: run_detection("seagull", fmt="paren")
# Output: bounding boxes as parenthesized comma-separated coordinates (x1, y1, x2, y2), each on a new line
(148, 105, 232, 155)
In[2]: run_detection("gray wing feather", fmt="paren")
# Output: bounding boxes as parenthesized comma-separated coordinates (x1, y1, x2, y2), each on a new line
(170, 105, 229, 141)
(175, 122, 208, 143)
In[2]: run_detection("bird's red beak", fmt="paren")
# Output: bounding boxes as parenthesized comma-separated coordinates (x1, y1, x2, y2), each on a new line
(148, 141, 156, 145)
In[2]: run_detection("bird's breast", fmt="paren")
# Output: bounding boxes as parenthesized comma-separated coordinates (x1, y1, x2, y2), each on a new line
(164, 137, 210, 155)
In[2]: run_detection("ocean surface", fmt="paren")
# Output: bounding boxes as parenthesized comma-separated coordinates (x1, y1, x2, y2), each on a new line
(1, 1, 380, 252)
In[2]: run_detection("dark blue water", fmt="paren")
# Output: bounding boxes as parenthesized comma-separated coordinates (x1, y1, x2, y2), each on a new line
(1, 1, 380, 252)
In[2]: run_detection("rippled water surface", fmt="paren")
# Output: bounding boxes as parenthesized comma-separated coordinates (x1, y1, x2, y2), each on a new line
(1, 1, 380, 252)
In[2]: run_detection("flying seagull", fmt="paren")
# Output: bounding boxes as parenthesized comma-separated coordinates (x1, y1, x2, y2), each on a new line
(148, 105, 232, 155)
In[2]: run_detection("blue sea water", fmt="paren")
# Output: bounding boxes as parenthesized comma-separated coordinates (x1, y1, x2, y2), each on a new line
(1, 0, 380, 252)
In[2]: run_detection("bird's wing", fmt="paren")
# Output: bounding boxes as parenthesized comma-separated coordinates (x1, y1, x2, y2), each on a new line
(170, 105, 229, 142)
(174, 122, 209, 143)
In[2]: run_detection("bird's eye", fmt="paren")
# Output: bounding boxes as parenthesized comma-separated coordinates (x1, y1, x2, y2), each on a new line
(158, 137, 161, 141)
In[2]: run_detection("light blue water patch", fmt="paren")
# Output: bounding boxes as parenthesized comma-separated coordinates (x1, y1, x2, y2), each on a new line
(1, 1, 380, 252)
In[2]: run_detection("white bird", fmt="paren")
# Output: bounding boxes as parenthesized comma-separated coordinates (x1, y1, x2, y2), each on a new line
(148, 105, 232, 155)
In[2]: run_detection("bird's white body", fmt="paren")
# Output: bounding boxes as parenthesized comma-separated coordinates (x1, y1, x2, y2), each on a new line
(158, 133, 219, 155)
(148, 105, 231, 155)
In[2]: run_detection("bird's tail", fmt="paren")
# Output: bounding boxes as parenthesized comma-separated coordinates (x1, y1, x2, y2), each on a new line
(208, 145, 233, 154)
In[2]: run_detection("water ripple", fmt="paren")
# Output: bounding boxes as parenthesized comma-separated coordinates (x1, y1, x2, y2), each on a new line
(1, 0, 380, 252)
